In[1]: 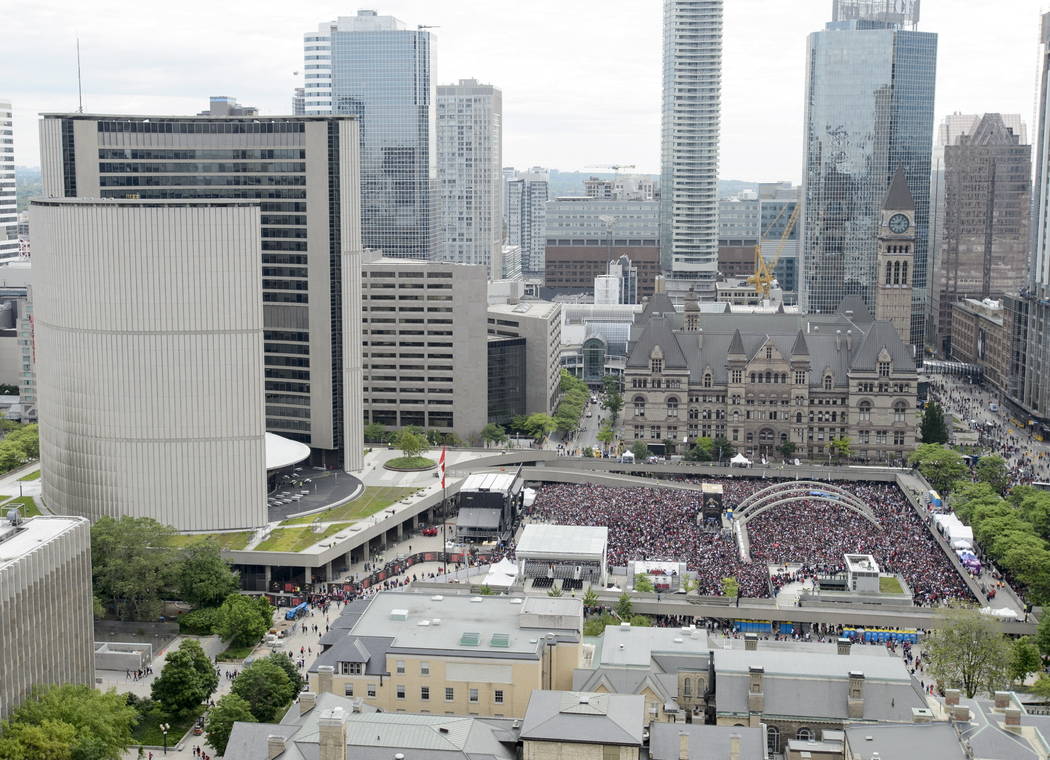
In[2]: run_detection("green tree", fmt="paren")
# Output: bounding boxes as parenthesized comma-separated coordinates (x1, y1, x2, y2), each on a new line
(616, 591, 633, 620)
(177, 539, 239, 608)
(151, 640, 218, 716)
(596, 425, 616, 450)
(523, 413, 557, 442)
(0, 684, 137, 760)
(1036, 610, 1050, 660)
(921, 401, 950, 444)
(630, 441, 651, 461)
(91, 516, 177, 621)
(976, 455, 1011, 495)
(5, 424, 39, 459)
(218, 593, 271, 648)
(721, 577, 740, 598)
(0, 441, 25, 472)
(828, 437, 851, 462)
(265, 652, 304, 697)
(583, 612, 619, 637)
(628, 615, 652, 627)
(602, 392, 624, 422)
(363, 423, 389, 444)
(779, 441, 797, 459)
(204, 693, 256, 755)
(481, 423, 508, 447)
(712, 437, 736, 461)
(634, 573, 655, 593)
(909, 444, 969, 495)
(394, 430, 428, 459)
(231, 660, 295, 722)
(685, 436, 714, 462)
(601, 374, 621, 396)
(924, 604, 1011, 698)
(1009, 637, 1042, 684)
(547, 585, 564, 597)
(583, 588, 600, 608)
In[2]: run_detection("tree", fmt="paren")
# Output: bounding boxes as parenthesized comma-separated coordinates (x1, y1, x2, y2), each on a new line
(265, 652, 304, 697)
(596, 425, 616, 450)
(583, 588, 600, 608)
(523, 413, 557, 442)
(151, 640, 218, 716)
(218, 593, 271, 648)
(976, 455, 1011, 495)
(91, 516, 177, 621)
(779, 441, 797, 459)
(481, 423, 508, 447)
(921, 401, 950, 444)
(829, 437, 851, 462)
(909, 444, 969, 495)
(712, 437, 736, 462)
(1036, 611, 1050, 661)
(0, 684, 137, 760)
(630, 441, 650, 461)
(363, 423, 389, 444)
(6, 424, 39, 459)
(924, 604, 1011, 698)
(204, 693, 256, 755)
(628, 615, 652, 627)
(177, 540, 239, 608)
(634, 573, 655, 593)
(1009, 637, 1042, 684)
(394, 430, 428, 459)
(616, 591, 633, 620)
(721, 577, 740, 598)
(601, 374, 621, 396)
(547, 586, 564, 597)
(685, 436, 714, 462)
(602, 392, 624, 422)
(231, 660, 295, 722)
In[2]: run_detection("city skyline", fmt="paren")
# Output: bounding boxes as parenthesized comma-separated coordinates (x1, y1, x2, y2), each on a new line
(3, 1, 1038, 180)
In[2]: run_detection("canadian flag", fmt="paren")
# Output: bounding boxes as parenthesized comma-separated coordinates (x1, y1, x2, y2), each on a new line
(439, 447, 446, 489)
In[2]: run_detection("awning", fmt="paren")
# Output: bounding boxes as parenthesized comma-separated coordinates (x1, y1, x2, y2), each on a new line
(456, 507, 502, 530)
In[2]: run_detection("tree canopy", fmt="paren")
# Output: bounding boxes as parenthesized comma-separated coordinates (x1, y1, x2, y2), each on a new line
(231, 659, 297, 722)
(523, 413, 557, 442)
(975, 455, 1011, 496)
(481, 423, 508, 446)
(177, 540, 239, 608)
(205, 693, 256, 755)
(630, 441, 651, 461)
(151, 639, 219, 717)
(92, 516, 177, 621)
(393, 429, 428, 458)
(218, 593, 273, 648)
(924, 604, 1010, 698)
(909, 444, 968, 495)
(920, 401, 950, 444)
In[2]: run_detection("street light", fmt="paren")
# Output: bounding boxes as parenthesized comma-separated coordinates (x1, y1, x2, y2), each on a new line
(160, 723, 171, 754)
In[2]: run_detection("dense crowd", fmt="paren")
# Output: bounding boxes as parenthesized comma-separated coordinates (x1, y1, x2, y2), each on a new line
(523, 478, 973, 605)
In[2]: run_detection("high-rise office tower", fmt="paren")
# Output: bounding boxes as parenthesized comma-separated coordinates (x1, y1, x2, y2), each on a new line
(931, 114, 1030, 356)
(437, 79, 503, 277)
(304, 10, 438, 260)
(504, 167, 549, 275)
(0, 101, 17, 262)
(1033, 15, 1050, 289)
(39, 113, 364, 472)
(659, 0, 723, 297)
(800, 0, 936, 347)
(293, 87, 305, 116)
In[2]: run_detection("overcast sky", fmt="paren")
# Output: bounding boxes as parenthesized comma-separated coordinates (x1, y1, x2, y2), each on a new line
(3, 0, 1042, 181)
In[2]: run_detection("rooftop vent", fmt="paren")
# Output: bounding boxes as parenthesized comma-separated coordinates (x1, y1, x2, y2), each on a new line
(430, 618, 441, 626)
(417, 619, 430, 627)
(579, 695, 590, 704)
(620, 622, 631, 630)
(674, 637, 683, 643)
(490, 633, 511, 648)
(439, 727, 450, 734)
(459, 632, 480, 646)
(390, 609, 408, 621)
(510, 598, 524, 605)
(431, 595, 444, 601)
(470, 596, 483, 603)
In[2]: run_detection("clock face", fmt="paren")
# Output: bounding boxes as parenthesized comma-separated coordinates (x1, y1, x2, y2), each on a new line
(888, 213, 910, 234)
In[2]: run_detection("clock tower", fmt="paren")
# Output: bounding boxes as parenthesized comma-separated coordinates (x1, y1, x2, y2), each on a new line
(874, 166, 914, 347)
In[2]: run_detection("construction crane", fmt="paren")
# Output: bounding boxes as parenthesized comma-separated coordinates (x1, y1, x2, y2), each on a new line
(747, 203, 801, 299)
(584, 164, 636, 173)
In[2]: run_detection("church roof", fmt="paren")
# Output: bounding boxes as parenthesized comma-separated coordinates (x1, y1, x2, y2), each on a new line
(883, 166, 914, 211)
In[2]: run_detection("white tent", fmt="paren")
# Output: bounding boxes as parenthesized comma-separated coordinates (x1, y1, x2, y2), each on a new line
(980, 606, 1020, 620)
(482, 557, 519, 588)
(730, 453, 751, 466)
(522, 488, 537, 508)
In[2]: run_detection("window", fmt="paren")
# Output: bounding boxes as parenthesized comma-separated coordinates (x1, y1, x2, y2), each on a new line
(824, 374, 833, 391)
(731, 370, 742, 384)
(396, 685, 406, 700)
(420, 662, 430, 675)
(767, 726, 780, 754)
(797, 728, 814, 741)
(878, 361, 891, 377)
(634, 396, 646, 417)
(667, 397, 679, 418)
(368, 684, 377, 697)
(859, 401, 872, 422)
(894, 401, 906, 422)
(421, 687, 430, 701)
(344, 684, 354, 697)
(494, 690, 504, 704)
(901, 261, 908, 284)
(703, 373, 712, 388)
(651, 358, 663, 374)
(395, 660, 405, 674)
(683, 678, 692, 697)
(469, 688, 479, 703)
(445, 687, 454, 701)
(340, 662, 362, 675)
(894, 431, 905, 446)
(885, 260, 893, 285)
(765, 345, 773, 359)
(603, 747, 620, 760)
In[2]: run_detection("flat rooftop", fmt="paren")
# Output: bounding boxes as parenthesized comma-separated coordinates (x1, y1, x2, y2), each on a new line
(460, 472, 519, 494)
(595, 625, 709, 668)
(0, 516, 84, 570)
(714, 648, 909, 681)
(349, 592, 581, 657)
(487, 301, 561, 320)
(516, 524, 607, 561)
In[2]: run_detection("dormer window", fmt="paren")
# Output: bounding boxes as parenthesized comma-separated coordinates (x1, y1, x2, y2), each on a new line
(765, 346, 773, 359)
(823, 374, 833, 391)
(878, 361, 891, 377)
(651, 358, 663, 374)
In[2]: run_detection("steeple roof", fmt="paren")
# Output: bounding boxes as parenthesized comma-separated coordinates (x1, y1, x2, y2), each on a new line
(728, 329, 745, 356)
(883, 166, 914, 211)
(790, 330, 810, 357)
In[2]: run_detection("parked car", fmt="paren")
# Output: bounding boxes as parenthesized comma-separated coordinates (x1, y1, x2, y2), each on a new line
(421, 526, 439, 536)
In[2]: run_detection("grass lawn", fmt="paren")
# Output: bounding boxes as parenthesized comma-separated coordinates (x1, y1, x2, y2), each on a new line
(386, 455, 435, 470)
(255, 522, 352, 552)
(132, 705, 204, 746)
(215, 644, 257, 661)
(0, 495, 41, 517)
(17, 469, 40, 481)
(879, 576, 904, 594)
(166, 531, 254, 550)
(282, 486, 417, 526)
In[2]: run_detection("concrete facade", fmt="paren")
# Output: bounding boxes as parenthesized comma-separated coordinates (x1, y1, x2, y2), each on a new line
(487, 300, 563, 416)
(0, 101, 16, 262)
(951, 298, 1008, 394)
(505, 168, 549, 275)
(33, 199, 268, 531)
(38, 112, 364, 470)
(361, 257, 489, 438)
(437, 80, 503, 278)
(0, 515, 94, 719)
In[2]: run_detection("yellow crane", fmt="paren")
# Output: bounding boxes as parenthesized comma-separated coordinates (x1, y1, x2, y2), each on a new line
(747, 203, 800, 299)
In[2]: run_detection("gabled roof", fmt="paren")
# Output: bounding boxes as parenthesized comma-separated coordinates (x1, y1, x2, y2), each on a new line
(639, 293, 677, 321)
(883, 165, 914, 211)
(520, 691, 644, 747)
(728, 329, 745, 356)
(966, 112, 1020, 147)
(836, 294, 873, 323)
(626, 316, 688, 369)
(790, 330, 809, 357)
(850, 321, 913, 371)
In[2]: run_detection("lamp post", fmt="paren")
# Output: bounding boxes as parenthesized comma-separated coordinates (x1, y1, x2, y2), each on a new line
(160, 722, 170, 755)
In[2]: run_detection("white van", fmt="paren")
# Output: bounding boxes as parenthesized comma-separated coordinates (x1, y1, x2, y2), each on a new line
(989, 402, 999, 412)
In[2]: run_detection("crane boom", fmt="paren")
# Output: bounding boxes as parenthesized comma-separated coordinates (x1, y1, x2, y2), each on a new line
(746, 204, 800, 299)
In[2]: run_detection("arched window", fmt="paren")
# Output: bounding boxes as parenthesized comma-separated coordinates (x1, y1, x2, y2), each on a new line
(894, 400, 907, 423)
(781, 373, 788, 384)
(633, 396, 646, 417)
(689, 407, 699, 420)
(750, 373, 756, 384)
(765, 371, 772, 384)
(859, 400, 872, 422)
(901, 261, 908, 284)
(823, 374, 833, 391)
(795, 412, 803, 424)
(797, 728, 814, 741)
(732, 410, 740, 422)
(666, 397, 679, 418)
(767, 726, 780, 754)
(885, 260, 893, 284)
(893, 261, 901, 284)
(682, 678, 692, 697)
(703, 372, 712, 388)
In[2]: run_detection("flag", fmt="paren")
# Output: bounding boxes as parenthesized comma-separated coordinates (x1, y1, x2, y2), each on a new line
(439, 447, 446, 489)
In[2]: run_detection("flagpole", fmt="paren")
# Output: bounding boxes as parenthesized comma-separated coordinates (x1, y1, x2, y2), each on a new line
(439, 446, 448, 576)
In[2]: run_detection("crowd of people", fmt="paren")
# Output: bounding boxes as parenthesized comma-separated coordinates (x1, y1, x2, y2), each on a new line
(523, 478, 973, 604)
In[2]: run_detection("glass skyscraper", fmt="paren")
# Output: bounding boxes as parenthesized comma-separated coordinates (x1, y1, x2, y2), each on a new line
(800, 0, 936, 347)
(304, 10, 438, 260)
